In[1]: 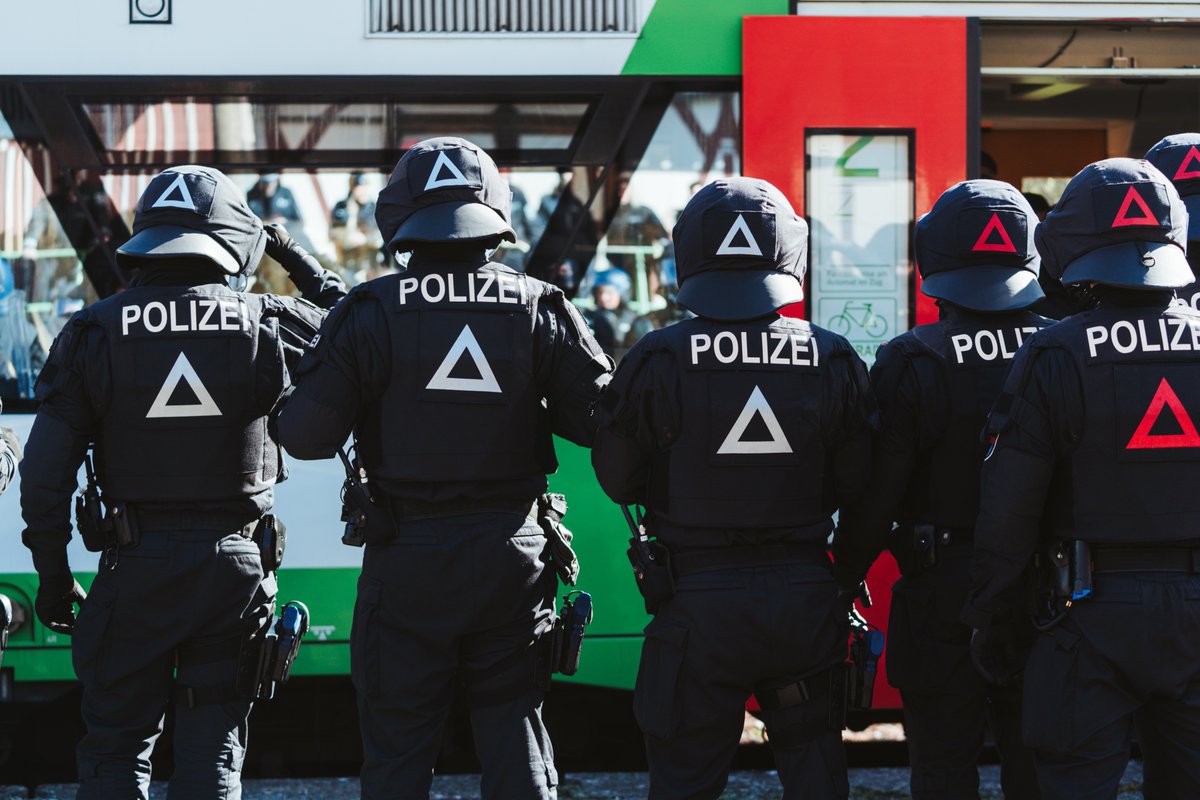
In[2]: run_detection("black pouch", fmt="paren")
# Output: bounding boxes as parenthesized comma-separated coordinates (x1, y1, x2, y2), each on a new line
(253, 515, 287, 572)
(109, 503, 140, 548)
(626, 537, 676, 615)
(913, 523, 938, 569)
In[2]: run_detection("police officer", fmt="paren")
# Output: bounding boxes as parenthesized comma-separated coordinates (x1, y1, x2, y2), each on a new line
(275, 137, 611, 800)
(592, 178, 876, 799)
(834, 180, 1048, 799)
(1147, 133, 1200, 310)
(19, 165, 345, 799)
(965, 158, 1200, 798)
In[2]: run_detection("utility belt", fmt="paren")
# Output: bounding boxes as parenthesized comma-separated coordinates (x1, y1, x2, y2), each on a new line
(622, 505, 829, 614)
(893, 522, 973, 571)
(387, 497, 538, 523)
(1032, 538, 1200, 630)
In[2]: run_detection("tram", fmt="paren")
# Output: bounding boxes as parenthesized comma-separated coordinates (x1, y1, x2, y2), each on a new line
(1, 0, 1198, 772)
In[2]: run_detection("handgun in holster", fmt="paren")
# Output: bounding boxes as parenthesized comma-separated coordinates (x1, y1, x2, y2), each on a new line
(621, 505, 675, 615)
(550, 590, 593, 676)
(846, 610, 885, 713)
(253, 514, 286, 572)
(237, 600, 310, 701)
(338, 446, 397, 547)
(75, 449, 112, 552)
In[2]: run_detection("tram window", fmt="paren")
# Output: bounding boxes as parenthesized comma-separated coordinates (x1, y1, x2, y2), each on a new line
(0, 112, 103, 407)
(573, 91, 741, 362)
(79, 99, 593, 166)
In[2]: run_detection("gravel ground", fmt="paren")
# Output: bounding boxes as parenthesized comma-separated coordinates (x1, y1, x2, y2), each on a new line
(5, 763, 1146, 799)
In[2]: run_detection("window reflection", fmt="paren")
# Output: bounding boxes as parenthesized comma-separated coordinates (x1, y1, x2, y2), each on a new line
(573, 91, 741, 362)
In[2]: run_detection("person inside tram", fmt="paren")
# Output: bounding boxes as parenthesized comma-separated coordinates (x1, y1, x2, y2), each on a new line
(605, 172, 670, 295)
(329, 172, 385, 281)
(582, 265, 650, 360)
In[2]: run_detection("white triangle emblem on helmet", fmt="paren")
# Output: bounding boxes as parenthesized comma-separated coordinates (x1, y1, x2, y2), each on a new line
(424, 151, 472, 191)
(146, 352, 222, 418)
(715, 214, 764, 257)
(717, 385, 792, 455)
(426, 324, 502, 393)
(151, 173, 198, 212)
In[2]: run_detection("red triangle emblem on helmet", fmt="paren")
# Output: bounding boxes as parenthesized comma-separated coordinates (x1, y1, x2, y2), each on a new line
(1174, 146, 1200, 181)
(1111, 185, 1158, 228)
(971, 212, 1018, 253)
(1126, 378, 1200, 450)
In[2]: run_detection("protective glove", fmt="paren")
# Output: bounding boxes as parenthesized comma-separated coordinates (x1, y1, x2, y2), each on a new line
(263, 223, 345, 308)
(970, 624, 1026, 687)
(0, 427, 21, 462)
(35, 571, 87, 635)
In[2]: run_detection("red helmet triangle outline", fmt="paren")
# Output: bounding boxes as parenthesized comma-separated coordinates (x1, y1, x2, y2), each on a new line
(1174, 146, 1200, 181)
(971, 212, 1018, 253)
(1126, 377, 1200, 449)
(1111, 185, 1159, 228)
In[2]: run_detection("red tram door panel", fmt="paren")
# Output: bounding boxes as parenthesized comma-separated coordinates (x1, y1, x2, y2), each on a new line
(744, 16, 973, 710)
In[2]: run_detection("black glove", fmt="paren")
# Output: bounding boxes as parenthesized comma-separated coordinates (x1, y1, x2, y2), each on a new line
(970, 624, 1027, 687)
(263, 223, 345, 308)
(263, 223, 303, 268)
(35, 571, 87, 635)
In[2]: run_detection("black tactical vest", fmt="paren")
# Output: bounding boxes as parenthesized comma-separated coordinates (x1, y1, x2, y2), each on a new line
(90, 284, 276, 502)
(360, 262, 553, 484)
(649, 316, 838, 531)
(1053, 301, 1200, 542)
(905, 310, 1051, 528)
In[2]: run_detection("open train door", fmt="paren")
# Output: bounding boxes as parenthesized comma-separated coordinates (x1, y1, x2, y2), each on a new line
(744, 15, 978, 712)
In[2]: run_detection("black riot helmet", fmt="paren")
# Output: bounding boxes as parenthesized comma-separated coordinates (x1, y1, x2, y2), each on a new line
(1145, 133, 1200, 245)
(672, 177, 807, 321)
(117, 165, 266, 277)
(915, 180, 1044, 312)
(1035, 158, 1191, 290)
(375, 137, 517, 254)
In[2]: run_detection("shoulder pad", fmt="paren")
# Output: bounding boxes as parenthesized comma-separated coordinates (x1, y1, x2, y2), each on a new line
(36, 311, 100, 400)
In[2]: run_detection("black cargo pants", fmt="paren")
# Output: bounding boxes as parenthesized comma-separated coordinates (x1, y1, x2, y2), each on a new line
(1021, 572, 1200, 800)
(634, 560, 849, 800)
(886, 545, 1039, 800)
(71, 526, 274, 800)
(352, 510, 558, 800)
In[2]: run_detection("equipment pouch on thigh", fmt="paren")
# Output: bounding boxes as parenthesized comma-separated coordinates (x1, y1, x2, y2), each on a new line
(539, 493, 580, 586)
(622, 506, 675, 614)
(550, 590, 593, 676)
(237, 600, 310, 700)
(253, 514, 286, 572)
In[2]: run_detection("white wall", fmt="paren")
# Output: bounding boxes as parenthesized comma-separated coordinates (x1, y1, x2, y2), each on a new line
(0, 1, 651, 76)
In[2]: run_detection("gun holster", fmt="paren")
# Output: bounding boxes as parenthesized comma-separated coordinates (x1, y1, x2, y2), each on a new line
(76, 450, 112, 552)
(237, 601, 310, 701)
(253, 515, 286, 572)
(1033, 539, 1091, 631)
(846, 615, 885, 713)
(549, 590, 592, 677)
